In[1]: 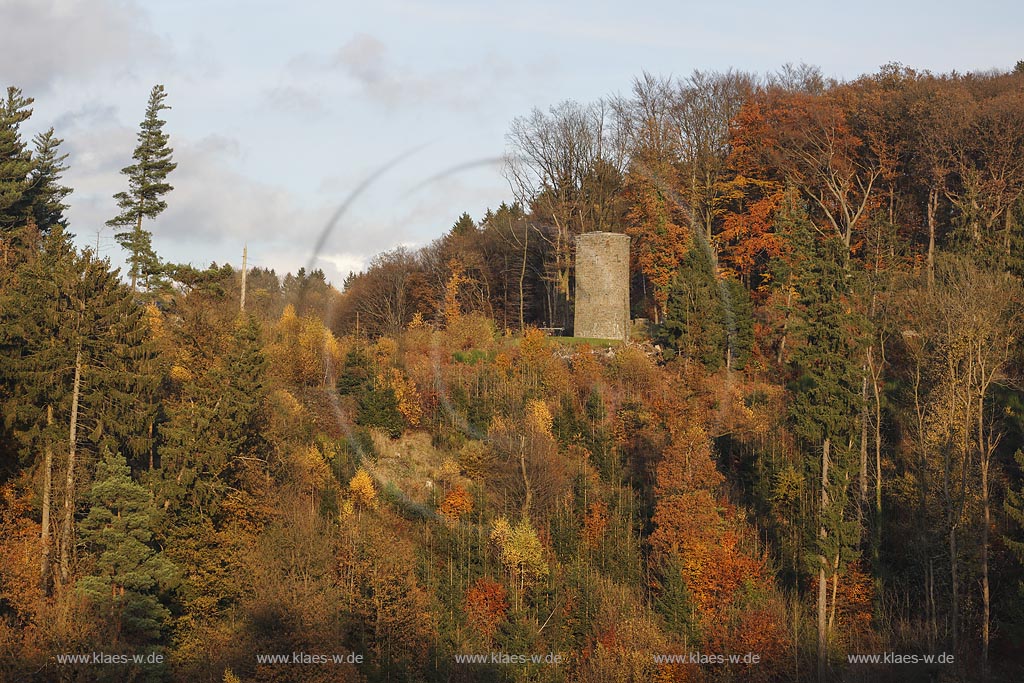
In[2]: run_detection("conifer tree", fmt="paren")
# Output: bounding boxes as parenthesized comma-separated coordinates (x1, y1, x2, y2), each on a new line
(0, 226, 80, 587)
(1005, 450, 1024, 594)
(450, 212, 476, 237)
(78, 448, 178, 641)
(0, 87, 35, 259)
(783, 197, 865, 679)
(107, 84, 176, 291)
(661, 232, 728, 368)
(157, 315, 267, 520)
(27, 128, 72, 234)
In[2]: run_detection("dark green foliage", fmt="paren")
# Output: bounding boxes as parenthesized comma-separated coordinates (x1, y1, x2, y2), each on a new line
(108, 85, 176, 291)
(450, 211, 477, 237)
(0, 87, 35, 248)
(784, 199, 866, 579)
(447, 382, 492, 438)
(337, 344, 373, 395)
(27, 128, 71, 234)
(355, 386, 405, 438)
(1, 228, 160, 467)
(661, 232, 728, 369)
(654, 556, 699, 638)
(1006, 450, 1024, 594)
(157, 315, 267, 519)
(723, 276, 754, 369)
(78, 449, 179, 642)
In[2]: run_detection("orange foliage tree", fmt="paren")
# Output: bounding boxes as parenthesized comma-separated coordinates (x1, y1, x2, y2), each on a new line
(463, 577, 508, 641)
(623, 157, 689, 323)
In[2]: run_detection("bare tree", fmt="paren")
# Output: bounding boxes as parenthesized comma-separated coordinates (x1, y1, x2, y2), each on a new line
(505, 100, 625, 328)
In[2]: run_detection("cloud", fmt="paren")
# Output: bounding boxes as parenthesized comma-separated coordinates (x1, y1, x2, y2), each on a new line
(284, 33, 514, 110)
(156, 134, 321, 245)
(0, 0, 170, 93)
(317, 251, 367, 280)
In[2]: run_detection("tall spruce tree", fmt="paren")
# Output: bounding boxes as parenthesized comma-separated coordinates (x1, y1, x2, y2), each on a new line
(0, 87, 35, 261)
(107, 84, 176, 292)
(27, 128, 72, 234)
(1, 230, 159, 588)
(0, 226, 80, 589)
(661, 232, 728, 368)
(1006, 450, 1024, 594)
(782, 197, 865, 679)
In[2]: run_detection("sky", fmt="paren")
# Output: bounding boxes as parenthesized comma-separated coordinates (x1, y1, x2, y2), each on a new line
(3, 0, 1022, 286)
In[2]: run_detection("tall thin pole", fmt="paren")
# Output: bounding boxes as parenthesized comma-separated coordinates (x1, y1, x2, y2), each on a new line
(240, 244, 248, 312)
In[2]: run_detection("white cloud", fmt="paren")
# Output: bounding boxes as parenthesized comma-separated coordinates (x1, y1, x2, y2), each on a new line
(0, 0, 170, 93)
(317, 251, 367, 280)
(284, 32, 515, 111)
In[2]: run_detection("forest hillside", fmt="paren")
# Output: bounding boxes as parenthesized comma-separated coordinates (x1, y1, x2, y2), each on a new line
(3, 63, 1024, 682)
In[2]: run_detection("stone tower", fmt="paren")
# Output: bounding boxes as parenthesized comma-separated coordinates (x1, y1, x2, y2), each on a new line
(573, 231, 630, 341)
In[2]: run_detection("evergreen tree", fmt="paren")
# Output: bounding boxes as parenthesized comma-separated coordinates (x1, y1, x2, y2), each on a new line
(0, 226, 80, 588)
(107, 84, 176, 291)
(450, 212, 477, 237)
(1005, 450, 1024, 592)
(783, 197, 865, 676)
(27, 128, 72, 234)
(2, 236, 160, 584)
(0, 87, 35, 258)
(661, 232, 728, 369)
(157, 315, 267, 520)
(78, 448, 178, 641)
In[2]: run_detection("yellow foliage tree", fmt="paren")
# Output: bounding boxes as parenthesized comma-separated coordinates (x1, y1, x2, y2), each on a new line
(376, 367, 422, 427)
(349, 469, 378, 511)
(526, 399, 553, 437)
(490, 516, 548, 603)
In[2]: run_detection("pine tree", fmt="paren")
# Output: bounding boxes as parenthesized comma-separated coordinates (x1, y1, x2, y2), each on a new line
(450, 212, 477, 237)
(77, 448, 178, 642)
(0, 87, 35, 260)
(662, 231, 728, 369)
(157, 315, 267, 520)
(783, 198, 865, 678)
(27, 128, 72, 234)
(107, 84, 176, 292)
(1005, 450, 1024, 595)
(0, 226, 79, 591)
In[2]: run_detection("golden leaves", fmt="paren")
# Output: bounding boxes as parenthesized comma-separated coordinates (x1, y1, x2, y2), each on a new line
(376, 367, 422, 427)
(526, 399, 553, 437)
(348, 469, 378, 510)
(437, 484, 472, 525)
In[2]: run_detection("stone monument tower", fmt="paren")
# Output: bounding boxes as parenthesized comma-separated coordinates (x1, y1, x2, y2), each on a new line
(573, 231, 630, 341)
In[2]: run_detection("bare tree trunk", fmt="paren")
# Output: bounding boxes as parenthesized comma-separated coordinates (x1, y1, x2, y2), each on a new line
(817, 438, 830, 683)
(979, 397, 990, 673)
(519, 436, 531, 518)
(40, 405, 54, 594)
(869, 344, 884, 519)
(59, 348, 82, 586)
(828, 553, 840, 633)
(519, 224, 528, 330)
(927, 559, 937, 651)
(860, 373, 869, 506)
(927, 188, 937, 289)
(949, 525, 958, 653)
(777, 283, 794, 365)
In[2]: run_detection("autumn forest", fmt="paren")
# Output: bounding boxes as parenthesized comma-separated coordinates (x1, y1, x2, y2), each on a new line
(3, 61, 1024, 682)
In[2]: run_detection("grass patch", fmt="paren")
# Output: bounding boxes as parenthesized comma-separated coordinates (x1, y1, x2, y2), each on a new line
(549, 336, 623, 348)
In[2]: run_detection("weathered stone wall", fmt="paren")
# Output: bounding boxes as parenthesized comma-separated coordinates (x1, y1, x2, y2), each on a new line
(573, 232, 630, 341)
